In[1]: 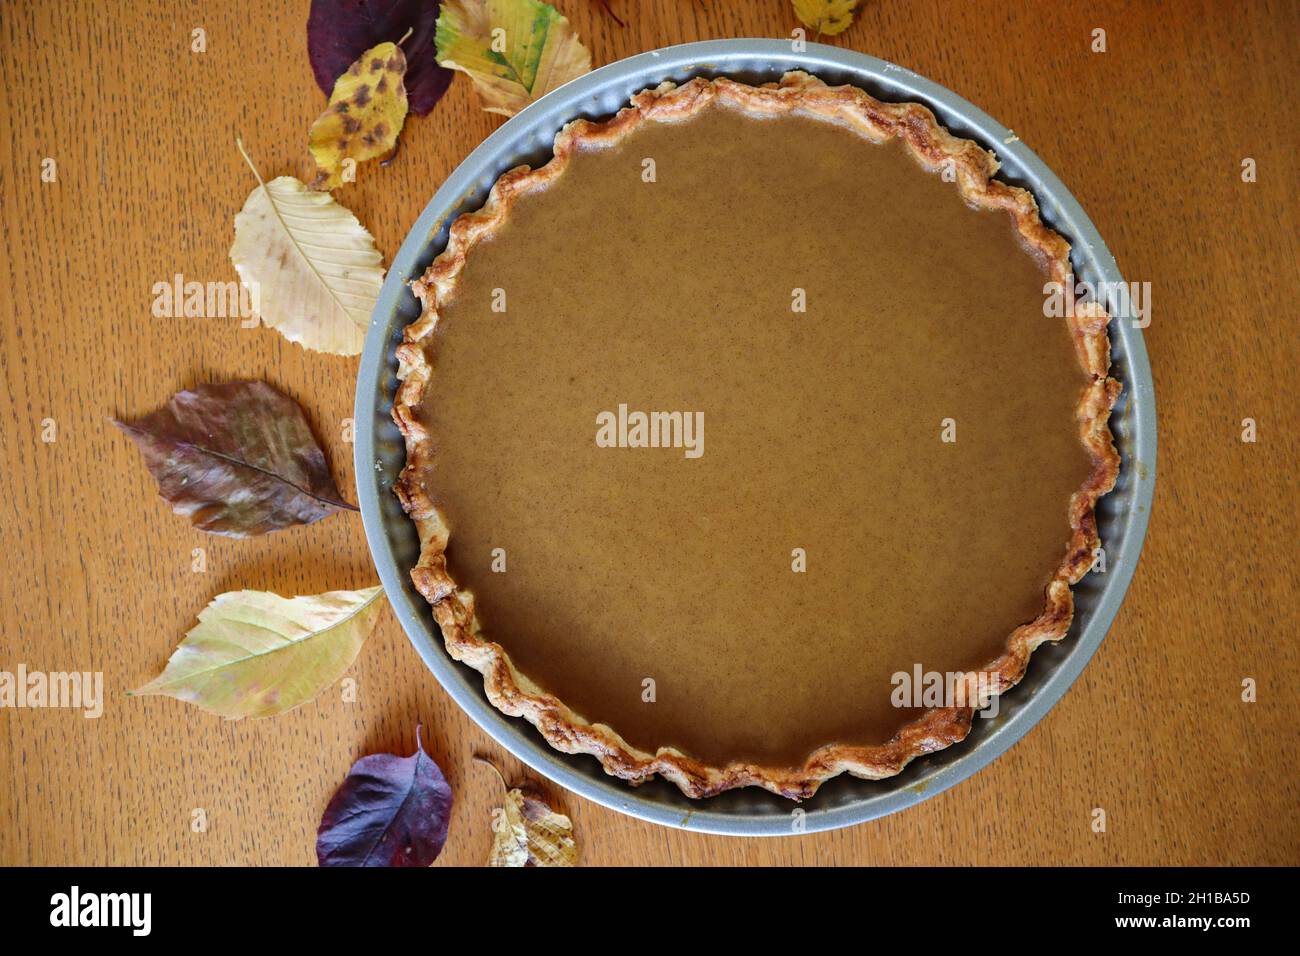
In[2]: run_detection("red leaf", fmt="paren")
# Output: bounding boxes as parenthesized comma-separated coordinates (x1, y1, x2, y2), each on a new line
(317, 727, 454, 867)
(308, 0, 451, 116)
(114, 380, 356, 537)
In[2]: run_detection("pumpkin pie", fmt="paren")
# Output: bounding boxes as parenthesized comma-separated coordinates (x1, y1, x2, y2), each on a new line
(392, 72, 1120, 799)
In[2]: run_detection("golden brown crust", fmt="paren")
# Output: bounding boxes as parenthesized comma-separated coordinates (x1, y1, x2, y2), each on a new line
(392, 72, 1122, 800)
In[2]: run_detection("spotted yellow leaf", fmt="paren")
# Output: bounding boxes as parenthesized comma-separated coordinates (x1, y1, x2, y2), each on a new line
(435, 0, 591, 117)
(309, 41, 409, 190)
(791, 0, 860, 36)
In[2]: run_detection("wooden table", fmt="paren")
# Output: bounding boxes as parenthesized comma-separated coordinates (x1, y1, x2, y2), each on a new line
(2, 0, 1296, 866)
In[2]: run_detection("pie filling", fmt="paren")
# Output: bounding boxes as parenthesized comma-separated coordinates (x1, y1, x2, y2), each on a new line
(410, 102, 1092, 768)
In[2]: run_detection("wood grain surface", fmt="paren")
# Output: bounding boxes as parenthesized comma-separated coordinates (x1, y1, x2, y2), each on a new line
(1, 0, 1296, 866)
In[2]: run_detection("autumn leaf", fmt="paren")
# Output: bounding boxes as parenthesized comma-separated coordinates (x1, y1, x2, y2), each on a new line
(230, 141, 384, 354)
(435, 0, 592, 117)
(131, 585, 385, 719)
(308, 0, 452, 116)
(791, 0, 860, 36)
(478, 757, 577, 867)
(309, 40, 409, 190)
(490, 790, 577, 866)
(113, 380, 356, 537)
(318, 726, 454, 866)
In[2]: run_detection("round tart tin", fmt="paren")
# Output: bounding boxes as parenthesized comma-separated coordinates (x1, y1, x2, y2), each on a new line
(354, 39, 1157, 836)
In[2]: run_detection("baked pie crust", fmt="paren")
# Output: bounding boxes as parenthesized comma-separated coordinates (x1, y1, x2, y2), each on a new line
(392, 72, 1121, 800)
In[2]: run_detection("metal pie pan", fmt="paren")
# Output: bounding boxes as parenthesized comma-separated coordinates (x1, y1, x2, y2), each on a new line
(355, 39, 1157, 837)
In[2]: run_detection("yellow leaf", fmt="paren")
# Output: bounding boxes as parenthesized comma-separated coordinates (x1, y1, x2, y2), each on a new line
(309, 41, 409, 190)
(488, 789, 578, 867)
(791, 0, 860, 36)
(435, 0, 591, 117)
(230, 141, 385, 355)
(132, 587, 385, 719)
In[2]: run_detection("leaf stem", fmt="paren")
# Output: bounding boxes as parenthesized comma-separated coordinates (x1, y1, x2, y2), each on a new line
(472, 754, 509, 793)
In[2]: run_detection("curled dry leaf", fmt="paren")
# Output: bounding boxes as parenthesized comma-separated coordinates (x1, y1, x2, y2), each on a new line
(435, 0, 592, 117)
(308, 0, 451, 116)
(489, 790, 578, 867)
(131, 585, 385, 719)
(318, 726, 454, 867)
(791, 0, 861, 36)
(309, 40, 409, 190)
(230, 142, 384, 354)
(479, 758, 577, 867)
(113, 380, 356, 537)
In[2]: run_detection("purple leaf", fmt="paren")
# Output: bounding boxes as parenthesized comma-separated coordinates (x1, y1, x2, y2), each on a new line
(317, 727, 454, 867)
(308, 0, 451, 116)
(113, 380, 356, 538)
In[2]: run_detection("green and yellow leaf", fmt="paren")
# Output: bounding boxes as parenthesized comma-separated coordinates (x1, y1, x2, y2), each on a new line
(132, 586, 386, 719)
(791, 0, 860, 37)
(435, 0, 591, 117)
(309, 41, 409, 190)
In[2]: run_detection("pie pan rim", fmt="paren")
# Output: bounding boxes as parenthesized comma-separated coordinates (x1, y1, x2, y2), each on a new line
(355, 39, 1157, 833)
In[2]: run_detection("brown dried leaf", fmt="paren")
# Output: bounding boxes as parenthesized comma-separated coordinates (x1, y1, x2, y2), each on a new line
(488, 789, 578, 866)
(479, 759, 577, 866)
(113, 380, 356, 537)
